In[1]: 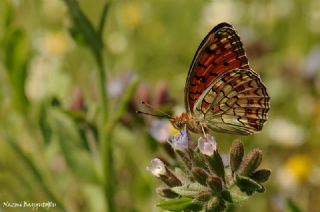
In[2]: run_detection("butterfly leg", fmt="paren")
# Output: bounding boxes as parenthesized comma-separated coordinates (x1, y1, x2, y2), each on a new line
(199, 122, 207, 138)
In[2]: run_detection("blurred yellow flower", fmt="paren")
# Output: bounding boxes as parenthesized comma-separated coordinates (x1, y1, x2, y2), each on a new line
(277, 154, 313, 191)
(33, 31, 73, 57)
(121, 2, 143, 28)
(42, 31, 72, 56)
(285, 154, 312, 182)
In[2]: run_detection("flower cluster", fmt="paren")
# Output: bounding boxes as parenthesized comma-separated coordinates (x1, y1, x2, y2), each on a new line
(147, 128, 271, 211)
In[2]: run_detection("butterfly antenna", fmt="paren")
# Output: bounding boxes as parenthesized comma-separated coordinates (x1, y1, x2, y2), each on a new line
(136, 110, 172, 119)
(141, 101, 173, 118)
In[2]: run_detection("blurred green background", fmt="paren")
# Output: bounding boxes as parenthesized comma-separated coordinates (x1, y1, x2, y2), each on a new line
(1, 0, 320, 211)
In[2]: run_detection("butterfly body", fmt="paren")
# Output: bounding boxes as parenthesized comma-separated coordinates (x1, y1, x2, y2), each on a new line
(171, 23, 270, 135)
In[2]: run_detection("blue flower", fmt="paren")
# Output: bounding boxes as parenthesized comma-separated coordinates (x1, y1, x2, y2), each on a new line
(170, 128, 192, 150)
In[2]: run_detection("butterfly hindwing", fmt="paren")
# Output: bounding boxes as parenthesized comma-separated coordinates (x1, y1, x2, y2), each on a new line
(193, 69, 270, 135)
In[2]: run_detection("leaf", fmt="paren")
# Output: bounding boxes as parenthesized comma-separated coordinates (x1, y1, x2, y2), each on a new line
(4, 28, 29, 111)
(286, 198, 301, 212)
(38, 103, 53, 145)
(221, 190, 248, 203)
(49, 109, 99, 184)
(235, 175, 264, 195)
(157, 197, 202, 211)
(171, 182, 208, 197)
(62, 0, 103, 59)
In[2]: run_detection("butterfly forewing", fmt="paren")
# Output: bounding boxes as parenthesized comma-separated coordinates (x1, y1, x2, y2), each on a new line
(185, 23, 250, 114)
(185, 23, 270, 135)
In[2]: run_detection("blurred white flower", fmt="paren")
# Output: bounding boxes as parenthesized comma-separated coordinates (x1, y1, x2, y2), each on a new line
(303, 45, 320, 78)
(201, 1, 243, 29)
(149, 119, 170, 143)
(267, 118, 305, 146)
(27, 57, 70, 101)
(146, 158, 166, 177)
(107, 73, 135, 98)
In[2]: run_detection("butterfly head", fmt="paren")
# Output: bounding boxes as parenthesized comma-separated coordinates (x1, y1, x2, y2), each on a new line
(170, 112, 189, 130)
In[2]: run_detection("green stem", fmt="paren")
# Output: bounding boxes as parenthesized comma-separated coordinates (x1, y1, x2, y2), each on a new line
(96, 57, 115, 212)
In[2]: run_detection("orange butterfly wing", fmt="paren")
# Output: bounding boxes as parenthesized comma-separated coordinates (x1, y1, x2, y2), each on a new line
(185, 23, 250, 114)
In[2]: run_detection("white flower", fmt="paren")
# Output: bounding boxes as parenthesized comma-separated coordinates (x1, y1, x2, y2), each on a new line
(267, 118, 305, 146)
(146, 158, 166, 177)
(197, 135, 217, 156)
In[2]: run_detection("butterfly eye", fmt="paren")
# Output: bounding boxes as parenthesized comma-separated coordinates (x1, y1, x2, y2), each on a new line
(175, 119, 184, 129)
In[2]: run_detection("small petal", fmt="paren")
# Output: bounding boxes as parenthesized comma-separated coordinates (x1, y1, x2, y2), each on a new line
(149, 119, 170, 142)
(147, 158, 167, 177)
(198, 135, 217, 156)
(170, 128, 192, 150)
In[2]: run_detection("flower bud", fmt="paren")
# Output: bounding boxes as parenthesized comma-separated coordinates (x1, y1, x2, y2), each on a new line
(147, 158, 182, 186)
(147, 158, 166, 177)
(156, 187, 179, 198)
(249, 169, 271, 183)
(194, 191, 211, 201)
(229, 139, 244, 173)
(205, 151, 225, 179)
(191, 167, 209, 186)
(70, 87, 85, 111)
(160, 169, 182, 187)
(206, 197, 225, 211)
(206, 176, 223, 194)
(238, 148, 262, 176)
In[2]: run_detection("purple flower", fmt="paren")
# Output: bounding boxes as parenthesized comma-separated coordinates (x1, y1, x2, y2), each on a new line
(198, 135, 217, 156)
(170, 128, 192, 150)
(146, 158, 167, 177)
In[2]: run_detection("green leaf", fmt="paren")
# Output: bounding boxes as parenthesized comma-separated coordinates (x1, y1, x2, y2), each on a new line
(286, 198, 301, 212)
(157, 197, 202, 211)
(235, 175, 264, 195)
(38, 103, 53, 145)
(221, 190, 248, 203)
(62, 0, 103, 59)
(171, 182, 208, 197)
(4, 28, 29, 111)
(49, 109, 99, 184)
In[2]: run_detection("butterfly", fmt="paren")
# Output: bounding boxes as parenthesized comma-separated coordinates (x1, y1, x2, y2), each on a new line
(170, 23, 270, 135)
